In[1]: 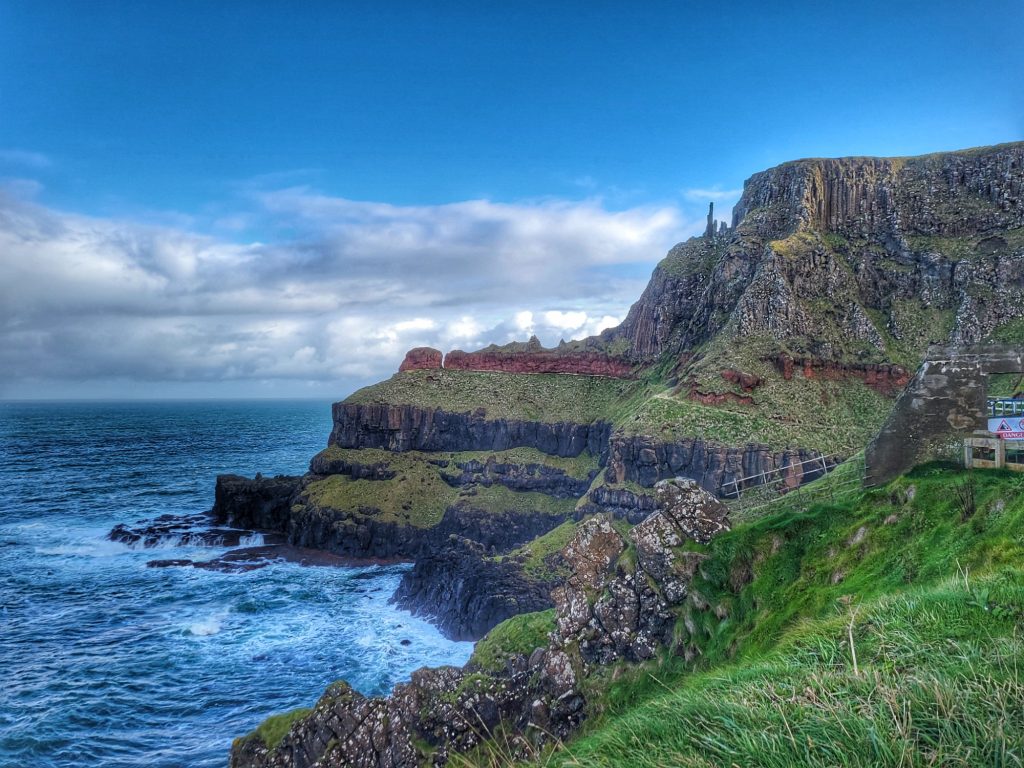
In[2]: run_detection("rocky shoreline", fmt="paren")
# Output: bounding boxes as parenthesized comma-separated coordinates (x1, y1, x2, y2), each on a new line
(228, 478, 731, 768)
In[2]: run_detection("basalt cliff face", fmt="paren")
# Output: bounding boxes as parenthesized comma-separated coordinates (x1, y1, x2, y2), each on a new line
(612, 143, 1024, 363)
(329, 402, 611, 458)
(221, 143, 1024, 767)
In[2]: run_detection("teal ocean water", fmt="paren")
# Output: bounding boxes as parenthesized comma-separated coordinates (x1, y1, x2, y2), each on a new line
(0, 401, 472, 768)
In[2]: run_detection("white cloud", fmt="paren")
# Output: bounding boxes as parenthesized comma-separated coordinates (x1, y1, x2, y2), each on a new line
(0, 187, 697, 397)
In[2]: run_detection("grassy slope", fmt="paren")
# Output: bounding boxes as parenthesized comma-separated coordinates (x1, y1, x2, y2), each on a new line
(527, 464, 1024, 767)
(469, 609, 556, 675)
(303, 447, 595, 527)
(344, 369, 634, 423)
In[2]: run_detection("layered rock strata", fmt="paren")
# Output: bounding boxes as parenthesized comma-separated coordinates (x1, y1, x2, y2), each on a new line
(329, 403, 612, 458)
(397, 339, 635, 378)
(444, 344, 634, 378)
(606, 435, 835, 492)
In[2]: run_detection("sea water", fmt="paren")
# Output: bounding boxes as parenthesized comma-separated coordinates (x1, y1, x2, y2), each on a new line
(0, 401, 472, 768)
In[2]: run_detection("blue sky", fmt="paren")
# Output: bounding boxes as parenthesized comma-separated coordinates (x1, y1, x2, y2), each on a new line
(0, 1, 1021, 398)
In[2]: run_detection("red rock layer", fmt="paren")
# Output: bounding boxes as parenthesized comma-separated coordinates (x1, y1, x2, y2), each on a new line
(442, 349, 635, 378)
(687, 389, 755, 406)
(398, 347, 443, 372)
(720, 368, 763, 391)
(770, 354, 910, 396)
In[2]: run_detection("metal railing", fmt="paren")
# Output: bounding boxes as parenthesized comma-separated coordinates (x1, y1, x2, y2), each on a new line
(723, 451, 866, 517)
(989, 398, 1024, 417)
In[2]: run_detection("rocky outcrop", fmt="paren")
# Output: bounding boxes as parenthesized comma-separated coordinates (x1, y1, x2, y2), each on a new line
(609, 143, 1024, 364)
(213, 474, 303, 531)
(552, 481, 728, 665)
(606, 435, 834, 495)
(424, 504, 570, 553)
(212, 474, 423, 560)
(398, 347, 443, 372)
(229, 662, 575, 768)
(307, 452, 396, 479)
(109, 511, 244, 548)
(733, 145, 1024, 237)
(393, 504, 570, 639)
(576, 483, 657, 524)
(770, 354, 910, 395)
(329, 403, 612, 458)
(720, 368, 763, 391)
(285, 503, 425, 560)
(229, 480, 730, 768)
(393, 534, 554, 640)
(444, 337, 634, 378)
(441, 456, 596, 498)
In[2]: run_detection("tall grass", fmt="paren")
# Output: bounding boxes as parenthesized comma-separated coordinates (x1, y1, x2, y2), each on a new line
(535, 464, 1024, 767)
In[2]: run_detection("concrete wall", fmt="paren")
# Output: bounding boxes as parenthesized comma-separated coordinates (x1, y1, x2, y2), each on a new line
(865, 345, 1024, 486)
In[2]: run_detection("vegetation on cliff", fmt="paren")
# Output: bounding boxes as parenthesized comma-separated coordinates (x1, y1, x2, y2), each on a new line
(303, 446, 595, 528)
(511, 463, 1024, 767)
(344, 369, 632, 424)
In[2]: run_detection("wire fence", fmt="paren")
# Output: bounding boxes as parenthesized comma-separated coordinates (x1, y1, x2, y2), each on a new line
(724, 451, 866, 518)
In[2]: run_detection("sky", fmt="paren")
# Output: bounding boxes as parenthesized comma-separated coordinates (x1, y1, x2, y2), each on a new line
(0, 0, 1021, 399)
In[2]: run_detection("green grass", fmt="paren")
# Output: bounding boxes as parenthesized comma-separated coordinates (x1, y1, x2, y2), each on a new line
(303, 448, 596, 527)
(303, 456, 579, 528)
(530, 464, 1024, 767)
(620, 367, 891, 454)
(554, 574, 1024, 767)
(469, 609, 556, 675)
(987, 372, 1024, 398)
(303, 456, 459, 527)
(345, 369, 636, 423)
(248, 707, 312, 750)
(502, 519, 579, 580)
(456, 485, 579, 517)
(987, 316, 1024, 346)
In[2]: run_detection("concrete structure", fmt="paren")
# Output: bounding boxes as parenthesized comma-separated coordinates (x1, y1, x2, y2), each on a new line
(865, 344, 1024, 486)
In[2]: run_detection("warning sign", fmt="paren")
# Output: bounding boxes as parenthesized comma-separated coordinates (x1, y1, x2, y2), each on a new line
(988, 417, 1024, 440)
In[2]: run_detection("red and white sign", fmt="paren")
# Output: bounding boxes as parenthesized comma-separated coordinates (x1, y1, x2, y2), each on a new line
(988, 417, 1024, 440)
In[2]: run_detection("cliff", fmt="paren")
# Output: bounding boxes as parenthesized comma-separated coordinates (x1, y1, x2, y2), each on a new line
(611, 142, 1024, 365)
(328, 402, 612, 458)
(229, 479, 732, 768)
(219, 141, 1024, 766)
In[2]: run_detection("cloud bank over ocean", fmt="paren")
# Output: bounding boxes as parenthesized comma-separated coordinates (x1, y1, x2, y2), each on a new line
(0, 182, 702, 398)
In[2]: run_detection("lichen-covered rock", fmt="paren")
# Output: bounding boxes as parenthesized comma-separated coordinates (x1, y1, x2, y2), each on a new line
(630, 512, 706, 604)
(652, 477, 731, 545)
(552, 517, 625, 639)
(552, 481, 729, 665)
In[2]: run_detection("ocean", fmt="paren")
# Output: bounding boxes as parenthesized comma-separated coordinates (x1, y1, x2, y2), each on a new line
(0, 400, 472, 768)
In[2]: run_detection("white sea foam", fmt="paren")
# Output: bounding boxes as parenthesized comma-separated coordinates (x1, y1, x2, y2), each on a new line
(36, 538, 131, 557)
(188, 614, 224, 637)
(239, 533, 265, 547)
